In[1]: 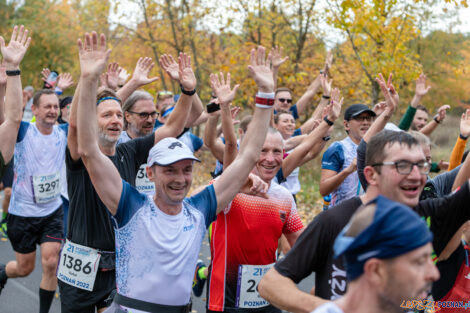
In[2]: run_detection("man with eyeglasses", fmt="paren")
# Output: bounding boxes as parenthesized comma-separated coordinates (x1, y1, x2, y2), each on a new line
(320, 104, 376, 206)
(259, 75, 470, 312)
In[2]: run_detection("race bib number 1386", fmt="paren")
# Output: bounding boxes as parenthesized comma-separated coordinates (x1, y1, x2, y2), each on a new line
(57, 240, 101, 292)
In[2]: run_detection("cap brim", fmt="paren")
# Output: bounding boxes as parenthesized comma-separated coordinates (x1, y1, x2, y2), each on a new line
(351, 109, 376, 118)
(149, 156, 201, 167)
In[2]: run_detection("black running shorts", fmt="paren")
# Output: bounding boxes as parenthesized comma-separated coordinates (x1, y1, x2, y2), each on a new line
(7, 206, 63, 254)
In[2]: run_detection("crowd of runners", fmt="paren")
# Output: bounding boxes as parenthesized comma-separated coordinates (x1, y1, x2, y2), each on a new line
(0, 24, 469, 313)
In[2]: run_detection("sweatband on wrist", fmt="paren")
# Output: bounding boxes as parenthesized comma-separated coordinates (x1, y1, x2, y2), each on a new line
(255, 92, 275, 108)
(460, 133, 469, 140)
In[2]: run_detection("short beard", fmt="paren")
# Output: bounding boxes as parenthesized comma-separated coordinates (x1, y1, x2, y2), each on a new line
(128, 123, 152, 138)
(98, 129, 118, 147)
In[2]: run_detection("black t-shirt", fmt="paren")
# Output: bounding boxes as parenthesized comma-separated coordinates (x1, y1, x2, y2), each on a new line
(66, 133, 155, 252)
(275, 182, 470, 300)
(275, 197, 362, 299)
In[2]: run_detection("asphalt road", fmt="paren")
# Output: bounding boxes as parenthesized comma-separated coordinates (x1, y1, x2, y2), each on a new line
(0, 192, 315, 313)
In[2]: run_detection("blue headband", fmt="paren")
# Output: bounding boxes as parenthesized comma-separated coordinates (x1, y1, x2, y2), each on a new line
(334, 195, 433, 281)
(162, 106, 174, 118)
(97, 96, 121, 105)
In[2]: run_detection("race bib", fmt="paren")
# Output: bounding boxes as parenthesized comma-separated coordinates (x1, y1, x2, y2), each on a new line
(57, 240, 101, 291)
(236, 263, 274, 309)
(135, 164, 155, 195)
(32, 172, 61, 203)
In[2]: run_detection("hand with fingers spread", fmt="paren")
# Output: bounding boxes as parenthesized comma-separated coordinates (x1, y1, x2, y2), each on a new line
(320, 74, 332, 97)
(270, 46, 289, 70)
(159, 54, 180, 83)
(460, 109, 470, 138)
(178, 53, 196, 92)
(325, 88, 343, 122)
(376, 73, 398, 117)
(248, 46, 274, 93)
(435, 104, 450, 123)
(132, 57, 159, 86)
(57, 72, 74, 91)
(231, 106, 241, 125)
(0, 25, 31, 69)
(118, 67, 129, 86)
(210, 72, 239, 106)
(415, 73, 431, 98)
(323, 51, 333, 73)
(106, 62, 121, 90)
(41, 68, 52, 83)
(77, 32, 111, 78)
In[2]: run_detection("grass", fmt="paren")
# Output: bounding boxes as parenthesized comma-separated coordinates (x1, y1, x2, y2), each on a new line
(190, 114, 461, 225)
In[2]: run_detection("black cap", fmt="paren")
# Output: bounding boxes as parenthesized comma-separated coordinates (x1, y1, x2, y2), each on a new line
(344, 104, 376, 120)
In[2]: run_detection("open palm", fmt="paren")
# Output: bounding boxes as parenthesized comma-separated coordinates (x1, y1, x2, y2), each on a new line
(0, 25, 31, 67)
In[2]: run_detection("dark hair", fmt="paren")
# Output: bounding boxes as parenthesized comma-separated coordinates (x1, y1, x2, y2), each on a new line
(416, 105, 428, 114)
(97, 88, 120, 105)
(239, 115, 252, 133)
(366, 130, 419, 172)
(275, 87, 292, 97)
(32, 89, 58, 107)
(273, 110, 293, 124)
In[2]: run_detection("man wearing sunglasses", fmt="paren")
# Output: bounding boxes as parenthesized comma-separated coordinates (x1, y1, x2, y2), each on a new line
(320, 104, 376, 206)
(274, 85, 320, 120)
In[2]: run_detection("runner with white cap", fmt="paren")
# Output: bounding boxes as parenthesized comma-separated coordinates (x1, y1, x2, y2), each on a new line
(75, 31, 275, 313)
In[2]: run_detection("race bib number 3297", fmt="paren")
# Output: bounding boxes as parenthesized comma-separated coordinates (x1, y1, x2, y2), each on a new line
(236, 263, 274, 309)
(32, 172, 61, 204)
(57, 240, 101, 292)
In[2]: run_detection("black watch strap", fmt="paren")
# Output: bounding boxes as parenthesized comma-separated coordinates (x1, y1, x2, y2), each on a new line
(6, 69, 21, 76)
(323, 116, 334, 126)
(180, 84, 196, 96)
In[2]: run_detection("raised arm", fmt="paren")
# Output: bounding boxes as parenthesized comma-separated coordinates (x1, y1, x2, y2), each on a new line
(159, 54, 206, 127)
(398, 73, 430, 131)
(66, 81, 81, 160)
(117, 57, 159, 103)
(452, 110, 470, 192)
(420, 104, 450, 136)
(0, 63, 6, 125)
(0, 25, 30, 164)
(210, 72, 240, 169)
(153, 53, 195, 145)
(76, 32, 122, 215)
(448, 109, 470, 171)
(285, 91, 342, 179)
(295, 75, 321, 116)
(270, 46, 288, 91)
(203, 113, 224, 162)
(213, 46, 274, 212)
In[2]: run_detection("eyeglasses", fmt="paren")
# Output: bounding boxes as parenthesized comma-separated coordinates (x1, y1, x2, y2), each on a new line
(128, 110, 159, 119)
(372, 160, 430, 175)
(278, 98, 292, 104)
(352, 115, 374, 122)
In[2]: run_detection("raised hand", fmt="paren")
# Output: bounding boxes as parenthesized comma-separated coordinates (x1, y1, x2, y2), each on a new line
(248, 46, 274, 93)
(0, 25, 31, 68)
(326, 87, 343, 121)
(159, 54, 180, 83)
(460, 109, 470, 138)
(231, 106, 241, 125)
(415, 73, 431, 98)
(436, 104, 450, 123)
(209, 72, 239, 105)
(376, 73, 398, 116)
(322, 51, 333, 74)
(77, 32, 111, 78)
(118, 67, 129, 86)
(372, 101, 387, 116)
(106, 62, 121, 90)
(320, 74, 332, 97)
(57, 73, 74, 91)
(132, 57, 159, 86)
(178, 53, 196, 91)
(41, 68, 51, 83)
(270, 46, 288, 69)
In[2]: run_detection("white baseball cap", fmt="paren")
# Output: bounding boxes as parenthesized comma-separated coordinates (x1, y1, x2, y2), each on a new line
(147, 137, 200, 166)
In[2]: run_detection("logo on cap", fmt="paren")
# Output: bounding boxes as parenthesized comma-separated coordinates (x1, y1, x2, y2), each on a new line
(168, 142, 183, 149)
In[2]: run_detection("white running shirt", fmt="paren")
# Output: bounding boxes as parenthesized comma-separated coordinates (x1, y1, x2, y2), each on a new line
(9, 122, 68, 217)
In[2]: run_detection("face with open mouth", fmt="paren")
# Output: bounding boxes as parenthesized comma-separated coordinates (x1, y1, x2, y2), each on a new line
(97, 100, 124, 144)
(254, 132, 284, 183)
(32, 93, 60, 127)
(275, 112, 296, 139)
(376, 143, 426, 208)
(126, 99, 157, 137)
(151, 159, 194, 205)
(378, 243, 439, 309)
(344, 113, 374, 143)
